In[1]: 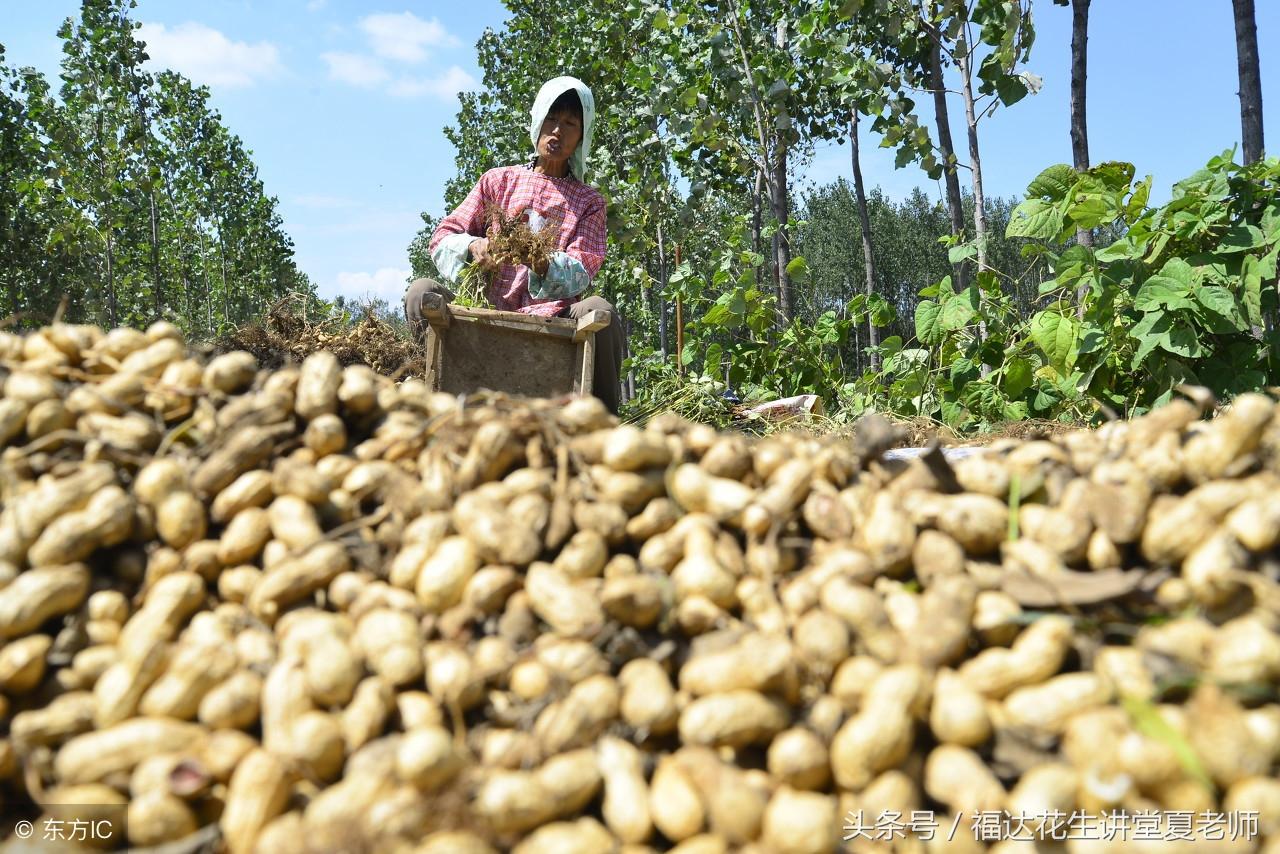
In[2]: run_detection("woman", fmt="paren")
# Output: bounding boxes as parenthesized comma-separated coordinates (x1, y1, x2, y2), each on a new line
(404, 75, 624, 414)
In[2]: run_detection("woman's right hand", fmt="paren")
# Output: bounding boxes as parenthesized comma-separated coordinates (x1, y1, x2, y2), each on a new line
(469, 238, 499, 271)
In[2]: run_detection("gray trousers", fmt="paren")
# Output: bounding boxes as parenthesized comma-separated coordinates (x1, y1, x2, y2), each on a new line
(403, 278, 624, 415)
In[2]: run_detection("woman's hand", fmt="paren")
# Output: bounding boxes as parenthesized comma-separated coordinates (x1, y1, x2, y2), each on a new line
(469, 238, 499, 271)
(531, 255, 550, 277)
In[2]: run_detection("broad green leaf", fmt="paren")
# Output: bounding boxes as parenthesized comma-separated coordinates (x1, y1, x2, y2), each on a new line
(915, 300, 943, 346)
(1002, 401, 1029, 421)
(703, 302, 734, 327)
(1125, 175, 1153, 222)
(940, 397, 969, 428)
(1130, 311, 1171, 368)
(1194, 285, 1248, 331)
(1002, 357, 1034, 398)
(1090, 161, 1136, 192)
(940, 290, 978, 331)
(1219, 224, 1266, 253)
(948, 242, 978, 264)
(1134, 275, 1193, 311)
(1159, 256, 1196, 286)
(994, 74, 1028, 106)
(963, 381, 1004, 416)
(1030, 311, 1079, 373)
(1161, 320, 1207, 359)
(1069, 197, 1118, 230)
(785, 255, 810, 284)
(950, 356, 980, 389)
(868, 294, 896, 326)
(1007, 198, 1064, 240)
(1242, 254, 1264, 326)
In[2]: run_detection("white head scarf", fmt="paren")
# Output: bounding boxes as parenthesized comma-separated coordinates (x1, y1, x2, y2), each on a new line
(529, 76, 595, 181)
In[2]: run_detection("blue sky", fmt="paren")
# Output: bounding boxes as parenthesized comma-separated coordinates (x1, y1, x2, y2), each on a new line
(4, 1, 1278, 304)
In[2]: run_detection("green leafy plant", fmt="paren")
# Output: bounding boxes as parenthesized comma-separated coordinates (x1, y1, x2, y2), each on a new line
(1011, 150, 1280, 416)
(861, 152, 1279, 432)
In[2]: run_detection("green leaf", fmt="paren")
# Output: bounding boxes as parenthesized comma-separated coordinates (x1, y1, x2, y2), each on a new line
(1219, 224, 1266, 253)
(1134, 275, 1193, 310)
(1130, 311, 1171, 368)
(1069, 196, 1119, 229)
(940, 289, 978, 331)
(1007, 198, 1064, 240)
(963, 380, 1004, 417)
(1195, 285, 1248, 331)
(915, 300, 943, 346)
(1125, 176, 1153, 221)
(995, 74, 1028, 106)
(868, 293, 896, 327)
(1241, 253, 1264, 326)
(1002, 401, 1029, 421)
(1159, 256, 1196, 286)
(1090, 161, 1136, 192)
(1030, 311, 1079, 373)
(785, 255, 810, 284)
(1002, 357, 1034, 398)
(940, 396, 969, 428)
(1026, 164, 1077, 201)
(1161, 320, 1207, 358)
(948, 242, 978, 264)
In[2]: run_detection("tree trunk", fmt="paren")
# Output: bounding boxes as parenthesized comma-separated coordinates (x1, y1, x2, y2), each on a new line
(134, 93, 166, 319)
(956, 44, 990, 356)
(929, 40, 967, 289)
(850, 110, 881, 372)
(218, 229, 230, 329)
(1070, 0, 1093, 249)
(198, 226, 213, 335)
(656, 219, 669, 360)
(769, 143, 793, 328)
(1233, 0, 1265, 164)
(957, 50, 988, 274)
(752, 172, 765, 288)
(104, 232, 118, 328)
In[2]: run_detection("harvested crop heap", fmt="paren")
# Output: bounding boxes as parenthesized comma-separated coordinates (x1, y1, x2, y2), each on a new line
(1, 321, 1279, 854)
(223, 297, 422, 377)
(482, 201, 559, 272)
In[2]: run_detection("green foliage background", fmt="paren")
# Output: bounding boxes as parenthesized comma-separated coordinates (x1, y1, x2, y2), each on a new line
(0, 0, 310, 337)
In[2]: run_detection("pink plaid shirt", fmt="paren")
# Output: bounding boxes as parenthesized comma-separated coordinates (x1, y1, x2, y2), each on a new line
(430, 165, 608, 317)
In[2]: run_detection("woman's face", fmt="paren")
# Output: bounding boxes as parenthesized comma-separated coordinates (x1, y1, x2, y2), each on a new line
(537, 108, 582, 167)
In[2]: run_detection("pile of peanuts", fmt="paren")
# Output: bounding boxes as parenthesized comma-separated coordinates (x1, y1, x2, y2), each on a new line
(0, 321, 1278, 853)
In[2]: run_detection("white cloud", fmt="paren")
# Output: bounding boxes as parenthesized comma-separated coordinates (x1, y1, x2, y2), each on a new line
(306, 0, 327, 10)
(321, 51, 389, 87)
(360, 12, 459, 63)
(137, 22, 282, 88)
(335, 267, 413, 300)
(387, 66, 477, 101)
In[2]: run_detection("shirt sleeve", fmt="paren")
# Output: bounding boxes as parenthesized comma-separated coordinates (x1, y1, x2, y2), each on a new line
(429, 172, 492, 283)
(526, 192, 607, 299)
(430, 234, 480, 285)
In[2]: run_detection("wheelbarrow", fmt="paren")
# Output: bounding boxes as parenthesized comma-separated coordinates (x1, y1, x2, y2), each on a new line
(417, 291, 611, 398)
